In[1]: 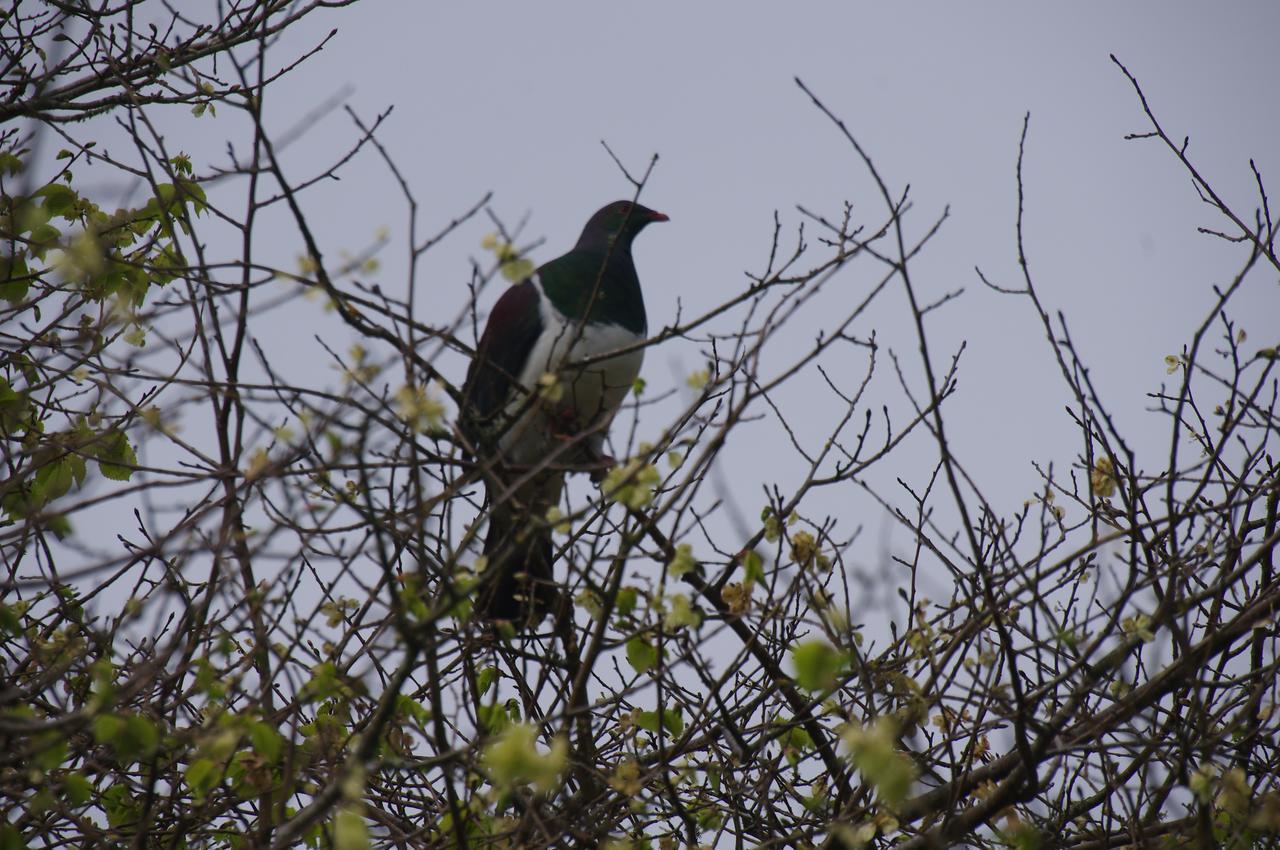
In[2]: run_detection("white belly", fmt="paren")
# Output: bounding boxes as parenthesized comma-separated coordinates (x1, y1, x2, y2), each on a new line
(499, 289, 644, 465)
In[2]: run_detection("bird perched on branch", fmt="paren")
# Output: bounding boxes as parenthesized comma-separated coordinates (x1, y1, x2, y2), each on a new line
(462, 200, 668, 627)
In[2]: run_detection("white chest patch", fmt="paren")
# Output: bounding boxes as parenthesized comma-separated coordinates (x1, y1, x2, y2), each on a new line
(498, 274, 645, 464)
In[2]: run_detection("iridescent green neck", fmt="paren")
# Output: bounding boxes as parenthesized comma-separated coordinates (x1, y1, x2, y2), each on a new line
(537, 248, 647, 335)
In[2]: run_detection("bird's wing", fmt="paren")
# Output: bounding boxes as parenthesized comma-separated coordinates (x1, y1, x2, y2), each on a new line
(462, 277, 546, 435)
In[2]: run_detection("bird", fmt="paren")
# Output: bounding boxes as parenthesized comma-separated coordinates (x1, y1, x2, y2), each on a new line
(462, 200, 668, 627)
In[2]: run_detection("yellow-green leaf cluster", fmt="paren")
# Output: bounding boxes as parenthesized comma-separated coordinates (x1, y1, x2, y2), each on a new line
(721, 581, 754, 616)
(667, 543, 696, 577)
(481, 232, 536, 282)
(841, 717, 918, 806)
(393, 383, 446, 433)
(1090, 455, 1116, 498)
(790, 639, 848, 692)
(789, 530, 817, 566)
(333, 805, 370, 850)
(481, 723, 567, 793)
(686, 367, 711, 390)
(602, 460, 661, 509)
(536, 371, 564, 404)
(1121, 612, 1155, 643)
(575, 589, 604, 618)
(626, 635, 660, 675)
(761, 507, 781, 542)
(663, 593, 702, 631)
(633, 707, 683, 737)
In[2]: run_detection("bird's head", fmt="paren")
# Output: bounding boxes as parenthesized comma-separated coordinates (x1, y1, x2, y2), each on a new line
(576, 200, 669, 251)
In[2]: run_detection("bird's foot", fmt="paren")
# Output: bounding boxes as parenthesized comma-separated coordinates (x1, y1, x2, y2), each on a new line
(549, 406, 580, 438)
(589, 453, 616, 483)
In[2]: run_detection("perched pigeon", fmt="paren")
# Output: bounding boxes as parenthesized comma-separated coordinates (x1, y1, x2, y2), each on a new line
(462, 200, 668, 625)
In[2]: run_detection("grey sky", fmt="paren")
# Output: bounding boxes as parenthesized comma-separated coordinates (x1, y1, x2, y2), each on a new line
(52, 0, 1272, 601)
(222, 2, 1277, 533)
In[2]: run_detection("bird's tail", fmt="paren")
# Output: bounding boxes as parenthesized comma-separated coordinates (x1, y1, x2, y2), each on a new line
(475, 496, 557, 626)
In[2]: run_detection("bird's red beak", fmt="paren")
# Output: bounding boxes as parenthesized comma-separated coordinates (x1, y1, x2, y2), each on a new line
(648, 210, 670, 222)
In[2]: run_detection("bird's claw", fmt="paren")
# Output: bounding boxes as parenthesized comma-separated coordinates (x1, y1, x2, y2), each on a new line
(589, 453, 616, 483)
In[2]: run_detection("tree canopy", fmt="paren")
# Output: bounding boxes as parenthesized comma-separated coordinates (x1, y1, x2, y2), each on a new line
(2, 3, 1279, 849)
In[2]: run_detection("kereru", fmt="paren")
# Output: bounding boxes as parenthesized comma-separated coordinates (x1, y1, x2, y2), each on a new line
(462, 200, 668, 626)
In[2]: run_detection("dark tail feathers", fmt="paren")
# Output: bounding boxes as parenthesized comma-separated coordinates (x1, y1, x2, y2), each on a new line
(475, 502, 557, 626)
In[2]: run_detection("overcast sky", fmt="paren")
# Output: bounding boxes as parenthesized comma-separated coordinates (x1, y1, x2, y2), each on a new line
(242, 2, 1272, 506)
(116, 2, 1280, 589)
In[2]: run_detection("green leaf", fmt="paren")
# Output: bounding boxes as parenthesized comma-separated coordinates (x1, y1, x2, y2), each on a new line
(499, 256, 535, 283)
(94, 431, 137, 481)
(477, 666, 498, 697)
(663, 593, 702, 630)
(0, 254, 31, 303)
(602, 460, 661, 509)
(775, 714, 815, 766)
(626, 635, 659, 675)
(333, 806, 370, 850)
(186, 758, 220, 801)
(299, 662, 340, 703)
(120, 714, 160, 759)
(1003, 824, 1044, 850)
(0, 603, 20, 634)
(46, 514, 73, 539)
(742, 549, 766, 585)
(303, 819, 325, 849)
(667, 543, 697, 578)
(93, 713, 158, 761)
(633, 710, 660, 733)
(28, 789, 54, 816)
(790, 639, 848, 692)
(633, 707, 684, 736)
(477, 703, 509, 736)
(481, 723, 567, 793)
(615, 586, 638, 617)
(0, 824, 25, 850)
(761, 506, 781, 542)
(786, 724, 814, 751)
(694, 805, 723, 831)
(14, 198, 49, 234)
(67, 453, 87, 488)
(394, 695, 431, 726)
(93, 713, 126, 746)
(194, 658, 226, 700)
(63, 772, 93, 806)
(29, 222, 61, 250)
(122, 324, 146, 348)
(36, 183, 79, 219)
(0, 150, 24, 175)
(154, 183, 177, 207)
(102, 783, 137, 827)
(249, 721, 283, 763)
(841, 717, 918, 806)
(396, 576, 430, 621)
(33, 734, 67, 770)
(178, 178, 208, 212)
(33, 455, 77, 504)
(0, 378, 32, 433)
